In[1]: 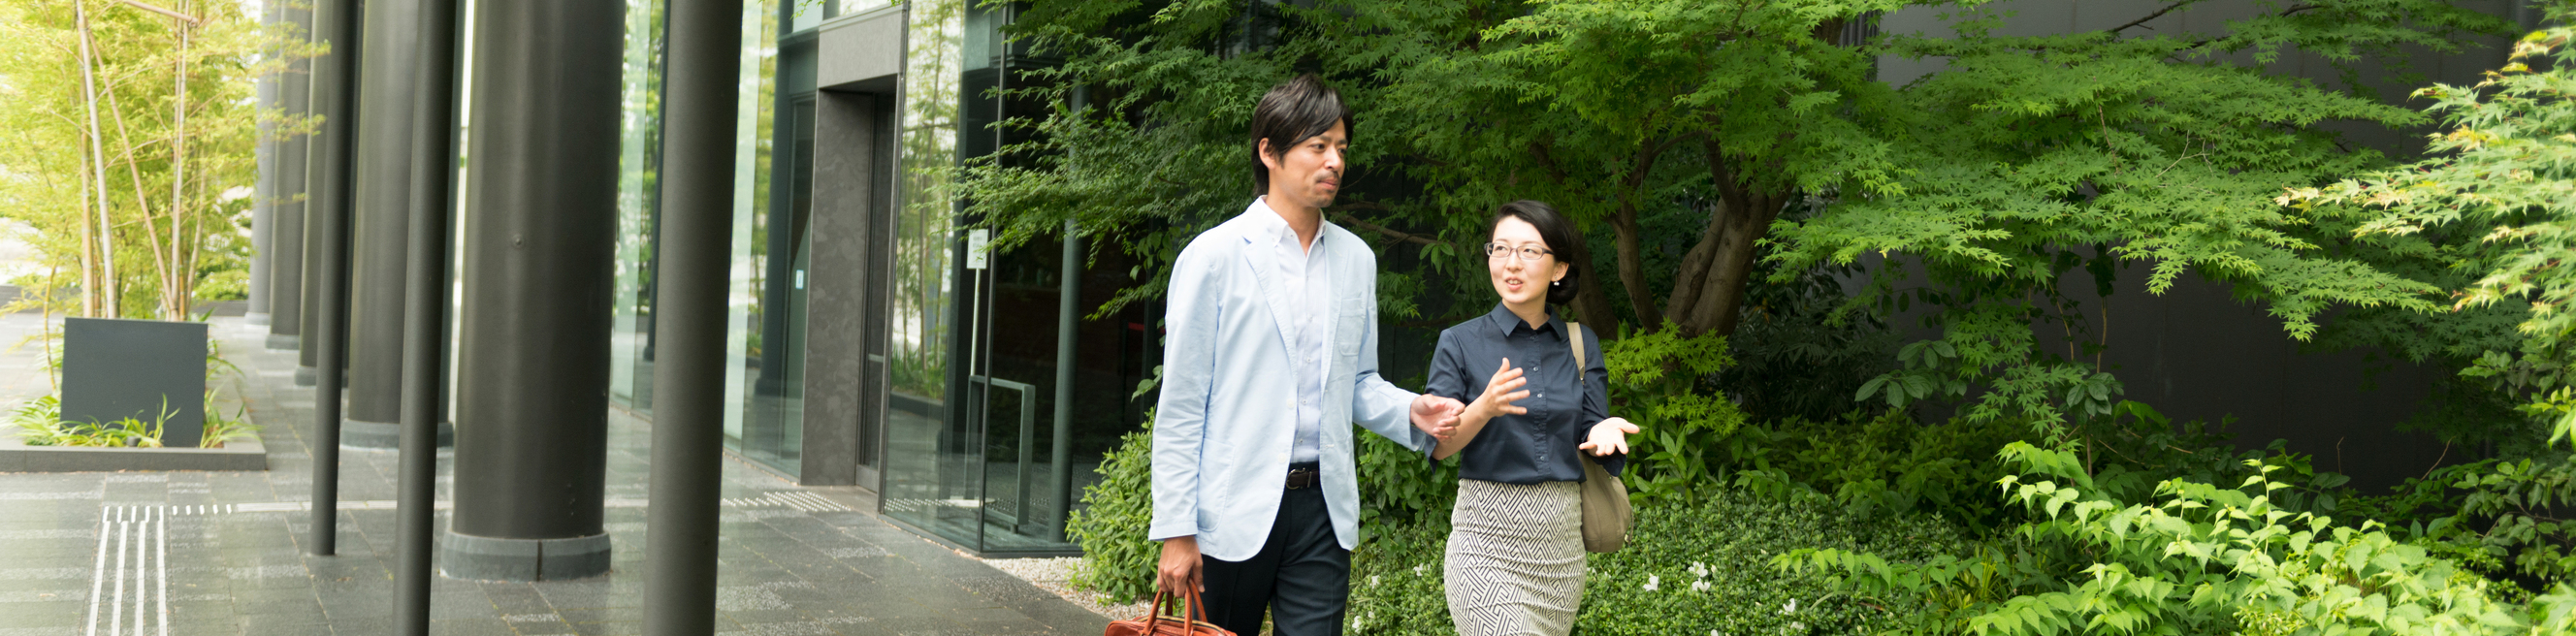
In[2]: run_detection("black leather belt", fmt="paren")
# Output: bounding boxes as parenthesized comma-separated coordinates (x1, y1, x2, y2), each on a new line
(1285, 462, 1320, 490)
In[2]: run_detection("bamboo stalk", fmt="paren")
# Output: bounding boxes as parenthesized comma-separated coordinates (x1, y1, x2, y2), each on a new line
(74, 0, 115, 318)
(94, 28, 173, 320)
(166, 1, 190, 320)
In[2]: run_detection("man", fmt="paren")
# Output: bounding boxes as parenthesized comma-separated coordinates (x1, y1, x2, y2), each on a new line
(1149, 74, 1464, 636)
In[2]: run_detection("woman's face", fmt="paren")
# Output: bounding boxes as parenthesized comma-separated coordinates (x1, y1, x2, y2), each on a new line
(1487, 216, 1569, 309)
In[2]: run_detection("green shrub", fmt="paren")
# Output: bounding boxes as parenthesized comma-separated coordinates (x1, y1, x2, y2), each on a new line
(1785, 442, 2576, 635)
(1347, 488, 1976, 636)
(1068, 427, 1158, 602)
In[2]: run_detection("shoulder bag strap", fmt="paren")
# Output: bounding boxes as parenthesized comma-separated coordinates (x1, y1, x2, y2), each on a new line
(1568, 322, 1584, 367)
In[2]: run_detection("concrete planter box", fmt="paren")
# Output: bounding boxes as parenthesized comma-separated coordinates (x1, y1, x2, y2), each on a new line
(62, 317, 208, 447)
(0, 317, 271, 472)
(0, 431, 266, 472)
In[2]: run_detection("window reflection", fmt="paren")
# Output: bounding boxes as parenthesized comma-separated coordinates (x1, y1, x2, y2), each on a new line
(607, 0, 665, 413)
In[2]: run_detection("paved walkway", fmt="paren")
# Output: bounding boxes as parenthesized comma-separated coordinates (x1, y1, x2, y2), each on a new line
(0, 317, 1112, 635)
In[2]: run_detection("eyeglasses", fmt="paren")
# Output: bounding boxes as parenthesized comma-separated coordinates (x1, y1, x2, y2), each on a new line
(1483, 242, 1554, 262)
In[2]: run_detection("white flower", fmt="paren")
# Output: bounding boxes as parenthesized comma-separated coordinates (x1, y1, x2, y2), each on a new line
(1368, 575, 1380, 588)
(1642, 574, 1660, 591)
(1690, 561, 1709, 578)
(1790, 622, 1805, 632)
(1412, 564, 1427, 576)
(1782, 598, 1799, 614)
(1690, 580, 1710, 592)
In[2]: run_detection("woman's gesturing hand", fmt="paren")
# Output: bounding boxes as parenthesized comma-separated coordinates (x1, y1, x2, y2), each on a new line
(1470, 359, 1530, 420)
(1578, 417, 1637, 457)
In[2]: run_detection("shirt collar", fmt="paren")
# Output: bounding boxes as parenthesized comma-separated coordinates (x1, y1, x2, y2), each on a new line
(1485, 302, 1560, 338)
(1244, 197, 1326, 256)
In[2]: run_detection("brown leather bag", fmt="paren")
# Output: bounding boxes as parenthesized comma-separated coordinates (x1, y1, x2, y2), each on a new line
(1104, 587, 1235, 636)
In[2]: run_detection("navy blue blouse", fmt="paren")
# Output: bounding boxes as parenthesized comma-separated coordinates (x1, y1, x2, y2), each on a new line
(1426, 303, 1626, 484)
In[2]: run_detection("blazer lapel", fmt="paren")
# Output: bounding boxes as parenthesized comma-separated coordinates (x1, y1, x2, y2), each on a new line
(1240, 233, 1304, 363)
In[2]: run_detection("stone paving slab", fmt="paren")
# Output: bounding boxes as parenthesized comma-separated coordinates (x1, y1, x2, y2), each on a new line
(0, 317, 1111, 635)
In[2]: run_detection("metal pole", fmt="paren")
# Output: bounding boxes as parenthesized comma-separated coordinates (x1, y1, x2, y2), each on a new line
(643, 0, 741, 627)
(1050, 221, 1078, 542)
(306, 0, 360, 556)
(392, 0, 460, 628)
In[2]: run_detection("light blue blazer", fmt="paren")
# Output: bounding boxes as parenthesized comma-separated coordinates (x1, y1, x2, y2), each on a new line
(1148, 202, 1430, 561)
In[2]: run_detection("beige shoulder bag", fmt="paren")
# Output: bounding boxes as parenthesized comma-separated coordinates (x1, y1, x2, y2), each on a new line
(1567, 323, 1632, 553)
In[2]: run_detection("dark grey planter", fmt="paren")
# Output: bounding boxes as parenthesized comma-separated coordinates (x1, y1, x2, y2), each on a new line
(62, 317, 209, 448)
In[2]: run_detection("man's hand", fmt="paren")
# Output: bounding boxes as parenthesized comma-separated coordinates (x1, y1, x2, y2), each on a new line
(1411, 395, 1464, 440)
(1157, 535, 1203, 594)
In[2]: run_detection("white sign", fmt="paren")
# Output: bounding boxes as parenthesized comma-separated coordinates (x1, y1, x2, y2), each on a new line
(966, 229, 991, 270)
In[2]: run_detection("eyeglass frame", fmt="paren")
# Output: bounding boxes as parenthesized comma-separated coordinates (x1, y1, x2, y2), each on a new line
(1482, 242, 1555, 263)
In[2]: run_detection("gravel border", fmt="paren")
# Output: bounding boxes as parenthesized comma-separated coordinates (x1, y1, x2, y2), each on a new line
(978, 556, 1151, 620)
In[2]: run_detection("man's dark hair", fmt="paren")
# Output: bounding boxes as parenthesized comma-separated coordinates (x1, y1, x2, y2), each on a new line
(1487, 200, 1584, 306)
(1249, 74, 1354, 195)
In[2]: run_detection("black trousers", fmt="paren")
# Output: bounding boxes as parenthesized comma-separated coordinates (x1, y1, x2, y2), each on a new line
(1201, 485, 1349, 636)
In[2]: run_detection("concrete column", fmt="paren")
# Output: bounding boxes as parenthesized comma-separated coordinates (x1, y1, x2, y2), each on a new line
(298, 0, 359, 388)
(266, 0, 312, 352)
(246, 0, 278, 326)
(439, 0, 623, 582)
(345, 0, 429, 450)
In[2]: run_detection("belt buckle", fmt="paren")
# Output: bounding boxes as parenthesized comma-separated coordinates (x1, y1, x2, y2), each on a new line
(1285, 466, 1318, 491)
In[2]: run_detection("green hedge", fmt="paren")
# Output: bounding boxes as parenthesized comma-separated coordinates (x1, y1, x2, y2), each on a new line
(1075, 423, 1976, 634)
(1348, 490, 1973, 635)
(1068, 428, 1159, 603)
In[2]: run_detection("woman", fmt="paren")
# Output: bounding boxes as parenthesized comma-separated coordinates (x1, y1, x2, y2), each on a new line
(1428, 200, 1637, 636)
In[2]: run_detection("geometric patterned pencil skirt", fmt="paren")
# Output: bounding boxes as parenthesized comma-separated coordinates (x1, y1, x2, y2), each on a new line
(1444, 479, 1584, 636)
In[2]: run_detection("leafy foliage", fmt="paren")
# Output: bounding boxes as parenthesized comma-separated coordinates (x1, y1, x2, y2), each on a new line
(1783, 442, 2576, 635)
(1598, 323, 1743, 507)
(2281, 11, 2576, 448)
(1066, 427, 1159, 602)
(0, 0, 283, 319)
(11, 396, 170, 448)
(1345, 487, 1975, 636)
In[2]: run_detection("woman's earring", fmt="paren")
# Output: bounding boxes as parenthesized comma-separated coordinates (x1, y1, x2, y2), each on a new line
(1551, 280, 1561, 287)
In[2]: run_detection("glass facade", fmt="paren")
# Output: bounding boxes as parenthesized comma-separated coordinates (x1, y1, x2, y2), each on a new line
(606, 0, 666, 417)
(603, 0, 1167, 555)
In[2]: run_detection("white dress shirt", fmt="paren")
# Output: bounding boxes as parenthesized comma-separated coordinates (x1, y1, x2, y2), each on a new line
(1254, 200, 1332, 464)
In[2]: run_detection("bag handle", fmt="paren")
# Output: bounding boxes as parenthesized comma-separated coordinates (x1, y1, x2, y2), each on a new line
(1145, 585, 1215, 630)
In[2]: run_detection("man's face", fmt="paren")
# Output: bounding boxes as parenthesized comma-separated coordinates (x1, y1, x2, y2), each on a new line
(1259, 120, 1348, 210)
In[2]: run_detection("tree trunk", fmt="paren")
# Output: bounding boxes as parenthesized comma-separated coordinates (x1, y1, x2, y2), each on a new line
(1670, 139, 1791, 338)
(1661, 204, 1725, 327)
(1572, 250, 1621, 338)
(1607, 142, 1671, 332)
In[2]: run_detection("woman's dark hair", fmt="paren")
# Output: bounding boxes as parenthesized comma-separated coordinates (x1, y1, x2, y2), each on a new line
(1248, 74, 1354, 195)
(1487, 200, 1584, 306)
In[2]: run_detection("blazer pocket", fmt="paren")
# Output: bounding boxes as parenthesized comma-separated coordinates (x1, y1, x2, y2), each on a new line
(1335, 301, 1368, 361)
